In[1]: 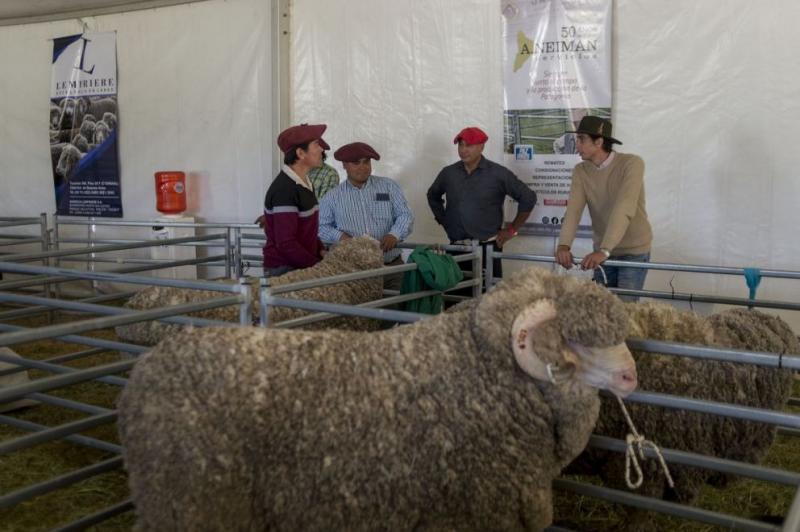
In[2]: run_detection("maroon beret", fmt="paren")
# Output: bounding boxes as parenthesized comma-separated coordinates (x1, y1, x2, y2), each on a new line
(453, 127, 488, 145)
(333, 142, 381, 163)
(277, 123, 330, 153)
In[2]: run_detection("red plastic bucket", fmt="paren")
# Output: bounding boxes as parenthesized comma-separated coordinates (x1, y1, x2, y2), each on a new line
(155, 171, 186, 214)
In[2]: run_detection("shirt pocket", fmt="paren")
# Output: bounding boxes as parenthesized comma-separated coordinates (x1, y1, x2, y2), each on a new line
(371, 193, 393, 222)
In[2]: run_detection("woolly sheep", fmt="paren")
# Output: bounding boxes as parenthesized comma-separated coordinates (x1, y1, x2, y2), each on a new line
(570, 302, 796, 529)
(56, 144, 84, 180)
(70, 133, 89, 153)
(93, 121, 110, 144)
(79, 119, 96, 143)
(117, 268, 638, 531)
(101, 111, 117, 131)
(81, 97, 117, 123)
(114, 236, 385, 346)
(49, 104, 61, 129)
(57, 98, 82, 128)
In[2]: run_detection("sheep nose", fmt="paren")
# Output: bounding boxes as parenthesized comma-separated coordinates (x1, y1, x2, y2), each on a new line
(614, 367, 638, 395)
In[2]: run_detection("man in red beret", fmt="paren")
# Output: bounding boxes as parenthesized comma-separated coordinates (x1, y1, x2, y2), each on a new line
(318, 141, 414, 290)
(261, 123, 329, 275)
(427, 126, 537, 287)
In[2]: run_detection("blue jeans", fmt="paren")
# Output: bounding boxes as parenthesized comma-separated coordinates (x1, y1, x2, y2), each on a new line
(593, 252, 650, 301)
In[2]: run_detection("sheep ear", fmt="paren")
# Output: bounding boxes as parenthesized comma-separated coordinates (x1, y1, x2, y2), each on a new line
(511, 299, 560, 382)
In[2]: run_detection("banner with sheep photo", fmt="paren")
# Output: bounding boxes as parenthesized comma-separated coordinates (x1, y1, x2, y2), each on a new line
(501, 0, 611, 234)
(50, 31, 121, 217)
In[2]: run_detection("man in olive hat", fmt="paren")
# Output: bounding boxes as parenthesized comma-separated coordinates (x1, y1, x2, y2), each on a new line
(261, 123, 329, 276)
(555, 116, 652, 296)
(319, 141, 414, 291)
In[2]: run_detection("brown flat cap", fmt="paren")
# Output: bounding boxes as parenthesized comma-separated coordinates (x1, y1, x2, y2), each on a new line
(277, 123, 330, 153)
(334, 142, 381, 162)
(453, 127, 488, 145)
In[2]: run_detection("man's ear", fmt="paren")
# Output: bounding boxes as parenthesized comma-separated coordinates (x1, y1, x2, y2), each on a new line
(511, 299, 571, 382)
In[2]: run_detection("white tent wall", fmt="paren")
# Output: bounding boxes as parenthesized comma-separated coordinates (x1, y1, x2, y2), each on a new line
(291, 0, 800, 330)
(0, 0, 275, 225)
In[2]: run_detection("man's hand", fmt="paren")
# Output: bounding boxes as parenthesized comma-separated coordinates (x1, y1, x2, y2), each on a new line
(380, 234, 398, 252)
(555, 245, 574, 269)
(580, 251, 608, 271)
(339, 233, 352, 241)
(495, 226, 517, 248)
(254, 214, 265, 228)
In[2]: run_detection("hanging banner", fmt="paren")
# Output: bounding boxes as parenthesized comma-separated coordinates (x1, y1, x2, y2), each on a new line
(50, 32, 122, 217)
(501, 0, 611, 233)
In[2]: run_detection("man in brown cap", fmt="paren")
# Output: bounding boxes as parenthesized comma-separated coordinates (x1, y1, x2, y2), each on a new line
(319, 141, 414, 290)
(261, 123, 329, 276)
(427, 126, 537, 285)
(555, 116, 652, 297)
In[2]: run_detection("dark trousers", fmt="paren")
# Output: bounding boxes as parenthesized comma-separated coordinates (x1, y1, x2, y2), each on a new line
(453, 241, 502, 296)
(264, 264, 294, 277)
(383, 256, 404, 292)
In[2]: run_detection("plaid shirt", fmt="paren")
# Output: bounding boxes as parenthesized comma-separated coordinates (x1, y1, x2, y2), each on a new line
(308, 163, 340, 200)
(319, 176, 414, 263)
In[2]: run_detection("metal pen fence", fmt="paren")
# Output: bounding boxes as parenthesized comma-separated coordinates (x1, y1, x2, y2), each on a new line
(2, 216, 800, 529)
(0, 258, 255, 529)
(487, 247, 800, 531)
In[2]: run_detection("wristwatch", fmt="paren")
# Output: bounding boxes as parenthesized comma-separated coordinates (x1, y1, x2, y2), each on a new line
(506, 225, 518, 237)
(599, 248, 611, 258)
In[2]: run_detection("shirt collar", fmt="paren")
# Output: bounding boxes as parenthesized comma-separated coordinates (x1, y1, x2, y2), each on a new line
(282, 164, 314, 191)
(460, 156, 488, 174)
(344, 175, 373, 190)
(595, 151, 615, 170)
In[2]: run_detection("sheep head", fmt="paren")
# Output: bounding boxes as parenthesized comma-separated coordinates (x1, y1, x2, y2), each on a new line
(475, 268, 637, 397)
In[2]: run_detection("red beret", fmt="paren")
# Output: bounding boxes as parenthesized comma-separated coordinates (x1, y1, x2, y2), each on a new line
(277, 123, 330, 153)
(453, 127, 488, 145)
(334, 142, 381, 163)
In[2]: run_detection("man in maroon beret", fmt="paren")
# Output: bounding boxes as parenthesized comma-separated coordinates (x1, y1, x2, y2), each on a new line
(319, 141, 414, 290)
(427, 126, 537, 288)
(261, 123, 329, 276)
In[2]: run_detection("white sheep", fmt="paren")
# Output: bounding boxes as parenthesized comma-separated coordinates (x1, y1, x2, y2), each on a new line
(55, 144, 84, 181)
(115, 236, 385, 345)
(101, 111, 117, 131)
(117, 268, 638, 531)
(92, 121, 110, 144)
(569, 302, 796, 530)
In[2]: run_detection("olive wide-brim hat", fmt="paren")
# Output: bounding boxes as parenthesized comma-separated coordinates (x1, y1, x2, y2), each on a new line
(568, 116, 622, 145)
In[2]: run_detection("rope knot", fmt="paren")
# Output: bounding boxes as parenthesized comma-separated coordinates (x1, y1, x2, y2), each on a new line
(616, 395, 675, 490)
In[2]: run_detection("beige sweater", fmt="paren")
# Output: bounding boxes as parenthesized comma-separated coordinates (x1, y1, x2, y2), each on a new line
(558, 153, 652, 255)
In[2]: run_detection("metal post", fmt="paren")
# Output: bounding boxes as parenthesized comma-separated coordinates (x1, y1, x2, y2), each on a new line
(234, 227, 243, 278)
(88, 217, 98, 296)
(784, 487, 800, 532)
(472, 240, 482, 298)
(238, 278, 251, 326)
(260, 277, 270, 327)
(224, 227, 233, 279)
(485, 241, 494, 293)
(52, 213, 63, 301)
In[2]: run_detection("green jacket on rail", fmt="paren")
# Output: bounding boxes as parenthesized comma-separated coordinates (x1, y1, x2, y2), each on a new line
(400, 246, 464, 314)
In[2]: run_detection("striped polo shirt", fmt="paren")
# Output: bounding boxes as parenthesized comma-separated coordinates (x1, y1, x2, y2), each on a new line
(262, 169, 322, 269)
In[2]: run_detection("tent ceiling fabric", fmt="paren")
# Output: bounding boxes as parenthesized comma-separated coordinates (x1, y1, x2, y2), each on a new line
(0, 0, 207, 25)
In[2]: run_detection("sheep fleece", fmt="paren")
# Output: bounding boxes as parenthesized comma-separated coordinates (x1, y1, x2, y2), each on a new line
(118, 268, 621, 531)
(573, 303, 795, 523)
(114, 236, 384, 345)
